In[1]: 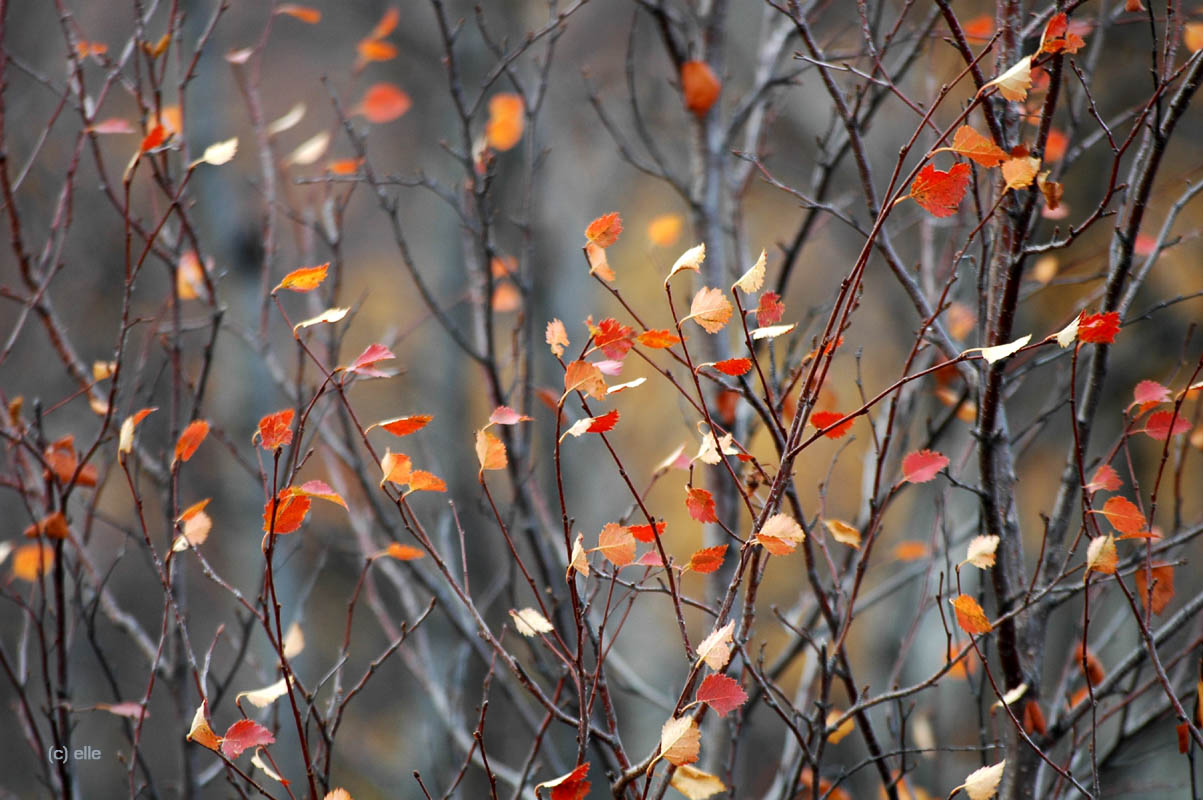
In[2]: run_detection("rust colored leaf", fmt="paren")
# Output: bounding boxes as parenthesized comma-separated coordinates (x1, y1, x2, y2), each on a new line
(713, 358, 752, 377)
(629, 521, 666, 542)
(476, 429, 507, 471)
(685, 487, 717, 523)
(1135, 562, 1175, 615)
(274, 263, 329, 293)
(688, 544, 727, 574)
(696, 673, 747, 717)
(368, 7, 400, 39)
(1078, 311, 1120, 344)
(186, 704, 221, 752)
(174, 419, 210, 464)
(263, 491, 311, 534)
(810, 410, 853, 439)
(563, 360, 607, 401)
(1023, 699, 1047, 736)
(585, 212, 623, 248)
(756, 291, 785, 327)
(567, 532, 589, 579)
(485, 93, 524, 151)
(1075, 643, 1104, 686)
(952, 594, 993, 635)
(637, 329, 682, 349)
(11, 543, 54, 581)
(949, 125, 1007, 167)
(221, 719, 275, 759)
(902, 449, 948, 483)
(687, 287, 733, 333)
(1144, 410, 1191, 441)
(909, 163, 971, 217)
(1097, 496, 1147, 536)
(371, 414, 432, 436)
(681, 61, 721, 115)
(357, 83, 411, 124)
(257, 409, 294, 450)
(593, 318, 634, 360)
(1040, 12, 1086, 54)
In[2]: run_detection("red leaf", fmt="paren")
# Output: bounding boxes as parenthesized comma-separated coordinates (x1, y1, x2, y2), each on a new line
(902, 449, 948, 483)
(756, 291, 785, 327)
(540, 763, 590, 800)
(174, 420, 210, 464)
(140, 124, 167, 152)
(1132, 379, 1170, 410)
(1078, 311, 1120, 344)
(713, 358, 752, 376)
(587, 409, 619, 434)
(637, 550, 665, 567)
(688, 544, 727, 574)
(685, 487, 717, 523)
(257, 409, 294, 450)
(629, 521, 666, 542)
(585, 212, 623, 248)
(347, 343, 395, 377)
(593, 318, 634, 360)
(1144, 410, 1190, 441)
(810, 410, 853, 439)
(909, 163, 971, 217)
(681, 61, 721, 115)
(696, 673, 748, 717)
(357, 83, 411, 123)
(221, 719, 275, 759)
(1086, 463, 1121, 493)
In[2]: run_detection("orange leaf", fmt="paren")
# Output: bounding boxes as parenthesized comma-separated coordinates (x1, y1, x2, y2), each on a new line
(949, 125, 1007, 167)
(713, 358, 752, 377)
(263, 491, 311, 534)
(274, 263, 329, 293)
(810, 410, 853, 439)
(902, 449, 948, 483)
(368, 7, 400, 40)
(1002, 155, 1041, 190)
(186, 704, 221, 752)
(174, 419, 210, 464)
(637, 329, 681, 349)
(696, 673, 747, 717)
(647, 214, 683, 246)
(962, 15, 995, 43)
(687, 287, 733, 333)
(356, 38, 397, 63)
(592, 318, 634, 360)
(685, 487, 717, 523)
(371, 414, 432, 436)
(24, 511, 71, 540)
(379, 450, 412, 486)
(257, 409, 294, 450)
(688, 544, 727, 574)
(1044, 128, 1069, 163)
(275, 4, 321, 23)
(893, 541, 929, 561)
(1188, 23, 1203, 53)
(407, 470, 446, 493)
(1078, 311, 1120, 344)
(585, 212, 623, 248)
(1086, 534, 1117, 576)
(476, 429, 507, 471)
(659, 716, 701, 766)
(629, 521, 666, 542)
(1096, 496, 1147, 536)
(563, 360, 607, 401)
(584, 241, 614, 281)
(1075, 644, 1103, 686)
(357, 83, 411, 124)
(1086, 463, 1121, 493)
(1023, 699, 1047, 736)
(177, 498, 211, 523)
(384, 542, 425, 561)
(951, 594, 993, 635)
(1040, 12, 1086, 54)
(221, 719, 275, 759)
(681, 61, 721, 115)
(596, 523, 635, 567)
(1144, 410, 1191, 441)
(326, 158, 363, 175)
(1134, 562, 1175, 615)
(909, 163, 971, 217)
(485, 93, 524, 151)
(11, 543, 54, 581)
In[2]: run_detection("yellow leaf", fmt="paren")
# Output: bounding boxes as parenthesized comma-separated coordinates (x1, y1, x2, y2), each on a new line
(1086, 534, 1117, 577)
(984, 56, 1032, 102)
(647, 213, 683, 246)
(669, 764, 726, 799)
(960, 760, 1005, 800)
(951, 594, 993, 635)
(825, 709, 855, 744)
(823, 518, 860, 549)
(668, 243, 706, 281)
(1001, 155, 1040, 190)
(379, 450, 412, 487)
(510, 607, 553, 636)
(733, 249, 766, 293)
(186, 703, 221, 752)
(274, 263, 329, 293)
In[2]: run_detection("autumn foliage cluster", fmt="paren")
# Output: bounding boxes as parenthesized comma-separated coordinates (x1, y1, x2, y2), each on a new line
(4, 2, 1203, 800)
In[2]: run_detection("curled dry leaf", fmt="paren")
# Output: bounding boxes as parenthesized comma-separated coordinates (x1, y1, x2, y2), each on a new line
(749, 322, 796, 340)
(669, 765, 726, 799)
(285, 131, 330, 166)
(567, 532, 589, 579)
(659, 715, 701, 767)
(238, 677, 289, 709)
(267, 103, 305, 136)
(510, 607, 554, 636)
(984, 55, 1032, 101)
(294, 307, 349, 331)
(696, 620, 735, 670)
(275, 4, 321, 23)
(668, 243, 706, 280)
(975, 333, 1031, 364)
(186, 703, 221, 752)
(119, 407, 157, 454)
(1053, 315, 1080, 348)
(823, 518, 860, 549)
(734, 249, 766, 293)
(965, 534, 1001, 569)
(546, 319, 569, 358)
(283, 622, 305, 658)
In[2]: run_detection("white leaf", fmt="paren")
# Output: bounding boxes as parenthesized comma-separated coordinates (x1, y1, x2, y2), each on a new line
(667, 243, 705, 280)
(964, 534, 1000, 569)
(237, 677, 289, 708)
(510, 608, 553, 636)
(750, 323, 796, 340)
(971, 334, 1031, 364)
(961, 759, 1006, 800)
(1054, 315, 1079, 348)
(267, 102, 306, 136)
(199, 137, 238, 166)
(285, 131, 330, 166)
(733, 249, 765, 293)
